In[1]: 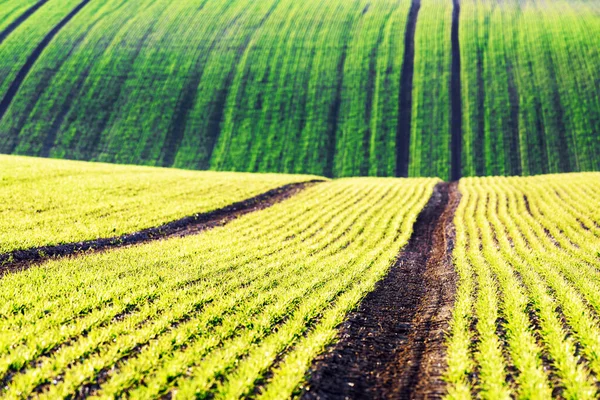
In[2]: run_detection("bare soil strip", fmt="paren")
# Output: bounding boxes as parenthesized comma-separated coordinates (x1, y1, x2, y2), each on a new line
(450, 0, 462, 181)
(0, 180, 322, 275)
(0, 0, 50, 45)
(395, 0, 421, 178)
(0, 0, 92, 122)
(302, 182, 460, 399)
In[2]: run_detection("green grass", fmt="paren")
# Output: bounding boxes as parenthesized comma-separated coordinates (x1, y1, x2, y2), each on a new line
(0, 0, 597, 177)
(0, 176, 437, 398)
(445, 173, 600, 399)
(0, 154, 319, 254)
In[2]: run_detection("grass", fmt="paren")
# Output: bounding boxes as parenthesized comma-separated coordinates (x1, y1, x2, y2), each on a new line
(0, 176, 437, 398)
(445, 172, 600, 399)
(0, 0, 597, 177)
(0, 154, 319, 254)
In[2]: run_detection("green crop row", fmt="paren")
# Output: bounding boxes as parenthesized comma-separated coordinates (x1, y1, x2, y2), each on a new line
(460, 0, 600, 177)
(0, 0, 38, 34)
(445, 173, 600, 399)
(409, 0, 453, 179)
(0, 154, 319, 254)
(0, 0, 598, 178)
(0, 176, 437, 398)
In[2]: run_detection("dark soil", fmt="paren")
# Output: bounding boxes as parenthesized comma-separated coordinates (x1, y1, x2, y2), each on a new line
(0, 180, 321, 275)
(395, 0, 421, 178)
(450, 0, 462, 181)
(302, 182, 461, 399)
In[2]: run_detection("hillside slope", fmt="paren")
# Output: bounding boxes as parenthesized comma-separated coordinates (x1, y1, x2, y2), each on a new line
(0, 0, 598, 179)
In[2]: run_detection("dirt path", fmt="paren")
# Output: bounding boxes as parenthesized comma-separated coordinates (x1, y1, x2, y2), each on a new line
(0, 0, 92, 122)
(302, 182, 461, 399)
(395, 0, 421, 178)
(450, 0, 462, 181)
(0, 181, 321, 276)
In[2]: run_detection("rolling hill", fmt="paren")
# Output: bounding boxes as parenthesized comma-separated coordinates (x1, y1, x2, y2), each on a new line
(0, 0, 598, 179)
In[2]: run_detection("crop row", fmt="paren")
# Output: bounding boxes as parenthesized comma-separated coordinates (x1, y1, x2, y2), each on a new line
(0, 155, 317, 254)
(446, 173, 600, 399)
(0, 176, 437, 398)
(0, 0, 598, 178)
(460, 0, 600, 177)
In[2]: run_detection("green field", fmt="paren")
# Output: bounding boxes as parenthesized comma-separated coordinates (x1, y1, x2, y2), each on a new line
(1, 155, 600, 397)
(1, 0, 599, 396)
(0, 0, 598, 178)
(447, 173, 600, 399)
(0, 155, 318, 253)
(460, 0, 600, 176)
(0, 168, 437, 398)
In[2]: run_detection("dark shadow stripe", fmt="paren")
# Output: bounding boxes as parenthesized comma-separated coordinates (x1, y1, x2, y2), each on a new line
(395, 0, 421, 178)
(160, 0, 281, 170)
(0, 180, 323, 275)
(0, 0, 92, 122)
(302, 182, 461, 399)
(323, 45, 347, 179)
(0, 0, 50, 46)
(450, 0, 462, 181)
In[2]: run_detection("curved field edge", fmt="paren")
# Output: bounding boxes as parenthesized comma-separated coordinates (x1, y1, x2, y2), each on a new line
(0, 154, 322, 254)
(445, 172, 600, 399)
(0, 177, 438, 398)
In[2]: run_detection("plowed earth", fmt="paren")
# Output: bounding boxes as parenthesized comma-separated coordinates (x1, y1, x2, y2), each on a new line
(303, 182, 460, 399)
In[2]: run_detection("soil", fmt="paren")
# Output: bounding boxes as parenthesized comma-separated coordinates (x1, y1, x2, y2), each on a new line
(0, 180, 321, 275)
(450, 0, 462, 181)
(396, 0, 421, 178)
(302, 182, 461, 399)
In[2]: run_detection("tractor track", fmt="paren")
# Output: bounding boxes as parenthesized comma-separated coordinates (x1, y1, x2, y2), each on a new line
(0, 180, 321, 275)
(0, 0, 92, 122)
(0, 0, 50, 46)
(450, 0, 462, 181)
(395, 0, 421, 178)
(302, 181, 461, 399)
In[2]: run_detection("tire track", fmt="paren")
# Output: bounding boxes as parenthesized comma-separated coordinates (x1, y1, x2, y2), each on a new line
(450, 0, 462, 181)
(0, 0, 50, 46)
(0, 180, 322, 275)
(395, 0, 421, 178)
(0, 0, 92, 122)
(302, 182, 461, 399)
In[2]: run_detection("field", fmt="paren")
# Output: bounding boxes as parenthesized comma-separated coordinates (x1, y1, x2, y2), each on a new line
(447, 173, 600, 399)
(0, 0, 598, 178)
(1, 0, 599, 397)
(0, 156, 438, 398)
(1, 155, 599, 398)
(0, 155, 318, 254)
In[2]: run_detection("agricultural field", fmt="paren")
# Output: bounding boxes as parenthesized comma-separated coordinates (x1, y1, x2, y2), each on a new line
(0, 155, 318, 254)
(447, 173, 600, 399)
(1, 154, 599, 398)
(0, 0, 599, 397)
(0, 168, 438, 398)
(0, 0, 598, 178)
(460, 0, 600, 177)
